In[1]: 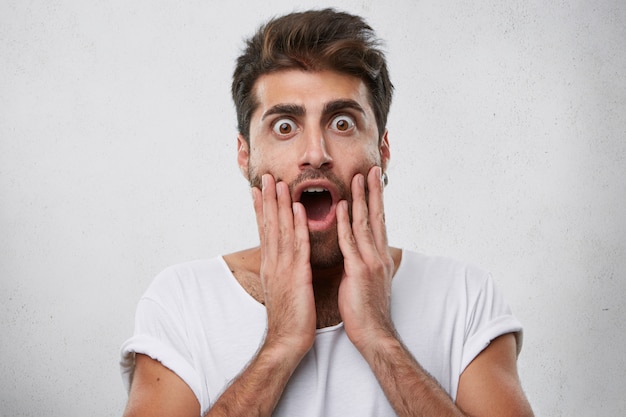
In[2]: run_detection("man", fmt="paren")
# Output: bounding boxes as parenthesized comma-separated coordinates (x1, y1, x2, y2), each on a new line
(121, 9, 533, 417)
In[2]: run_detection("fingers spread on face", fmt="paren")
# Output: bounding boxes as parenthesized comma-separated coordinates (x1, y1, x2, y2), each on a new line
(349, 171, 378, 259)
(252, 186, 264, 247)
(366, 166, 388, 252)
(336, 199, 359, 260)
(276, 180, 295, 253)
(292, 202, 310, 262)
(337, 166, 390, 262)
(259, 174, 280, 262)
(254, 174, 311, 267)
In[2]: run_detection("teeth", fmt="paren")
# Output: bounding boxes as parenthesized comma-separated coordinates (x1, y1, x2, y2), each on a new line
(304, 187, 327, 193)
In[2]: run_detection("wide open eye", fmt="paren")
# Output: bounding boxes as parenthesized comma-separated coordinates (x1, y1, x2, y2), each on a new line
(330, 115, 355, 132)
(272, 118, 297, 136)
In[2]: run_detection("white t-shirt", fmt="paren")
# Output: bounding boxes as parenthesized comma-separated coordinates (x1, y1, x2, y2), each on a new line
(120, 250, 522, 416)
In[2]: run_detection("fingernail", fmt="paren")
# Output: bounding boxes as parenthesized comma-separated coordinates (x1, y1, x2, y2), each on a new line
(276, 182, 282, 197)
(262, 174, 268, 190)
(358, 174, 365, 188)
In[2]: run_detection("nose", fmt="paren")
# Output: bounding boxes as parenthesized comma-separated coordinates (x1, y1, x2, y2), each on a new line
(299, 127, 333, 169)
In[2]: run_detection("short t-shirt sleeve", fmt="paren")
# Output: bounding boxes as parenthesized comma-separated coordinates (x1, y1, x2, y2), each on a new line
(461, 270, 523, 372)
(119, 267, 204, 405)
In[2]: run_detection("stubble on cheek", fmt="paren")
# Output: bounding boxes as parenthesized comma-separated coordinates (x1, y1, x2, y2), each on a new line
(247, 166, 283, 192)
(248, 172, 262, 190)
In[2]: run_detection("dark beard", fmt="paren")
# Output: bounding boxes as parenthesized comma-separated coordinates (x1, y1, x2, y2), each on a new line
(309, 229, 344, 269)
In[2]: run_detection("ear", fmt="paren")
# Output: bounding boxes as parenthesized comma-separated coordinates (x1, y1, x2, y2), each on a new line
(237, 134, 250, 180)
(379, 130, 390, 172)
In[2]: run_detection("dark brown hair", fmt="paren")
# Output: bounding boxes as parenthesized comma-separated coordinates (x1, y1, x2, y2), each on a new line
(231, 8, 393, 142)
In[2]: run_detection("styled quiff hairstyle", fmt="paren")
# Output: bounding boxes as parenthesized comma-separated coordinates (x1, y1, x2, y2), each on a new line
(232, 8, 393, 142)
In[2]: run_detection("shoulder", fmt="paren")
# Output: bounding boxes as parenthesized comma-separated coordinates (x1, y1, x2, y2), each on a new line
(222, 247, 263, 303)
(142, 257, 229, 304)
(222, 247, 261, 276)
(395, 249, 492, 291)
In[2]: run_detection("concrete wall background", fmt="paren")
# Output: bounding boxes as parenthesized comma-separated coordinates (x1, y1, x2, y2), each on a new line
(1, 1, 624, 415)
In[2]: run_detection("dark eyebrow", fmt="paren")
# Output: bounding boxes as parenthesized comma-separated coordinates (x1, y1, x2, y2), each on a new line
(261, 104, 305, 121)
(261, 100, 366, 121)
(323, 99, 366, 117)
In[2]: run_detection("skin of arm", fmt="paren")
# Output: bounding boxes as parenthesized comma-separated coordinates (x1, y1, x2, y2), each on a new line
(336, 166, 534, 417)
(123, 343, 305, 417)
(122, 354, 200, 417)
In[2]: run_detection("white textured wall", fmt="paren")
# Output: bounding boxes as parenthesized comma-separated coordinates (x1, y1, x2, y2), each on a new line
(1, 1, 624, 416)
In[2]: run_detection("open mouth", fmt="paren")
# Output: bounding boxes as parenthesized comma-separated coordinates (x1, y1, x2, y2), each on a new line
(299, 187, 333, 221)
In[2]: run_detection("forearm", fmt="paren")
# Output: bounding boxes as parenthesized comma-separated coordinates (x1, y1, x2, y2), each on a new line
(206, 342, 303, 417)
(361, 335, 466, 417)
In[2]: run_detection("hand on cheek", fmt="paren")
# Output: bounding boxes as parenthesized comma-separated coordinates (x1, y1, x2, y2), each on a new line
(252, 174, 316, 357)
(337, 166, 396, 352)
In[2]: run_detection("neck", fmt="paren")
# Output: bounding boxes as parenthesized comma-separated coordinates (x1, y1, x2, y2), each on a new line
(311, 264, 344, 328)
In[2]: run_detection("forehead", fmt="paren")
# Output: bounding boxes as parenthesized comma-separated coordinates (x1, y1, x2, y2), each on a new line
(251, 69, 373, 118)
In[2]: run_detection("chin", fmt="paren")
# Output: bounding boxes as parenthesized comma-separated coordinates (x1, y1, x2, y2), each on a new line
(309, 231, 344, 269)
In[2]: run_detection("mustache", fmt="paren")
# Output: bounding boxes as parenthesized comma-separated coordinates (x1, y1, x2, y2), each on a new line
(289, 169, 350, 201)
(250, 168, 351, 202)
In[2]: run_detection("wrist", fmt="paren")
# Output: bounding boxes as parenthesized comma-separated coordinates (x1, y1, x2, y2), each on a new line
(350, 325, 400, 359)
(259, 335, 313, 369)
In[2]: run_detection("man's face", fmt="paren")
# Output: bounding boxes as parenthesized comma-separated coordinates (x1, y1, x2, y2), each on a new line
(238, 69, 390, 268)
